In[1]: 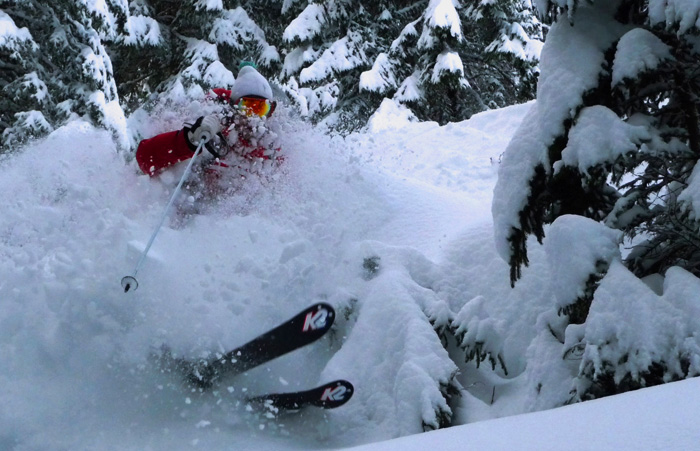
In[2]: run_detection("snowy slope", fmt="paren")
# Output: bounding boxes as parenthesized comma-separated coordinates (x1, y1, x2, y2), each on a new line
(347, 377, 700, 451)
(2, 100, 697, 450)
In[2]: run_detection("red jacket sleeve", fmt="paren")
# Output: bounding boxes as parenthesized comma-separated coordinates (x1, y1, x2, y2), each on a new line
(211, 88, 232, 103)
(136, 129, 195, 176)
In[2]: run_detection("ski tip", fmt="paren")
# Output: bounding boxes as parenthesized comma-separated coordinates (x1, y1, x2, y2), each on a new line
(246, 379, 355, 412)
(313, 302, 335, 316)
(318, 380, 354, 408)
(300, 303, 335, 335)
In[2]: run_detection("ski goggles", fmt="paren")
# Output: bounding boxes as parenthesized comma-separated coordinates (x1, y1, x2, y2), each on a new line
(236, 96, 272, 117)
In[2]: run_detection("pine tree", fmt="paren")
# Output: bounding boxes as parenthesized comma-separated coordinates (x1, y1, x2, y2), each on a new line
(462, 0, 543, 108)
(278, 0, 379, 132)
(494, 0, 700, 285)
(608, 23, 700, 280)
(357, 0, 477, 126)
(112, 0, 282, 111)
(111, 0, 543, 135)
(492, 0, 700, 400)
(1, 1, 129, 152)
(355, 2, 427, 128)
(359, 0, 543, 128)
(412, 0, 483, 124)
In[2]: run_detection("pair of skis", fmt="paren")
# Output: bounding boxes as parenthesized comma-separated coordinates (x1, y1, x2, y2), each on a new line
(170, 303, 353, 411)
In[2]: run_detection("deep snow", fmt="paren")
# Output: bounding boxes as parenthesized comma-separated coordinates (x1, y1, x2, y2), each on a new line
(347, 377, 700, 451)
(1, 100, 698, 450)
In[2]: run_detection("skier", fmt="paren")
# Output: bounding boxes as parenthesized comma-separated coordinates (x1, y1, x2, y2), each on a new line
(132, 66, 355, 410)
(135, 62, 281, 182)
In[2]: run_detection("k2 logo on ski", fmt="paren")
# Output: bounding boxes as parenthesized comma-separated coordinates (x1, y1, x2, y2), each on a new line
(321, 385, 349, 402)
(302, 308, 329, 332)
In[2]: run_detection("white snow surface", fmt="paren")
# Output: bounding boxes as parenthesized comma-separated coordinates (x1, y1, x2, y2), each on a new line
(366, 99, 417, 134)
(2, 99, 699, 450)
(346, 377, 700, 451)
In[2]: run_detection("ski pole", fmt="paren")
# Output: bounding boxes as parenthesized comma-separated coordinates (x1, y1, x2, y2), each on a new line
(122, 138, 208, 293)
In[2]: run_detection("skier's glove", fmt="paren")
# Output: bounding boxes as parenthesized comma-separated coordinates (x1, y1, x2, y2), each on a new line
(187, 115, 222, 147)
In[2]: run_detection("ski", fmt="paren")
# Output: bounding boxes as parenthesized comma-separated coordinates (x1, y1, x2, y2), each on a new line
(180, 302, 336, 389)
(247, 380, 354, 411)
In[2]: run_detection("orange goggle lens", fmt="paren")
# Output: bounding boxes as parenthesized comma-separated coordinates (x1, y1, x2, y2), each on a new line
(237, 97, 271, 117)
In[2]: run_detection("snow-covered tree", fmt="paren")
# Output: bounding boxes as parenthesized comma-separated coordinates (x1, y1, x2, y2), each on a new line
(278, 0, 385, 132)
(462, 0, 543, 108)
(358, 0, 479, 126)
(360, 0, 543, 128)
(493, 0, 700, 401)
(451, 295, 509, 375)
(111, 0, 543, 136)
(413, 0, 483, 124)
(323, 245, 461, 433)
(1, 1, 129, 151)
(112, 0, 281, 110)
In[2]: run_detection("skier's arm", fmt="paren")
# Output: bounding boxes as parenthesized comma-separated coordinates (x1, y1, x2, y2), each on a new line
(135, 129, 196, 177)
(136, 116, 223, 176)
(211, 88, 233, 104)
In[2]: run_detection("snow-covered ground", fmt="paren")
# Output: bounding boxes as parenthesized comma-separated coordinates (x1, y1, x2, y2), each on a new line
(348, 377, 700, 451)
(1, 100, 697, 450)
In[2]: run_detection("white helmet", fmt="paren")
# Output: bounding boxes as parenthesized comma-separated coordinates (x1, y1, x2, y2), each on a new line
(230, 65, 273, 102)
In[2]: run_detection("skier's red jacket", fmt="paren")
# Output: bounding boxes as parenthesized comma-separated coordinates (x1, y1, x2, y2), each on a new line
(135, 88, 274, 177)
(136, 128, 195, 176)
